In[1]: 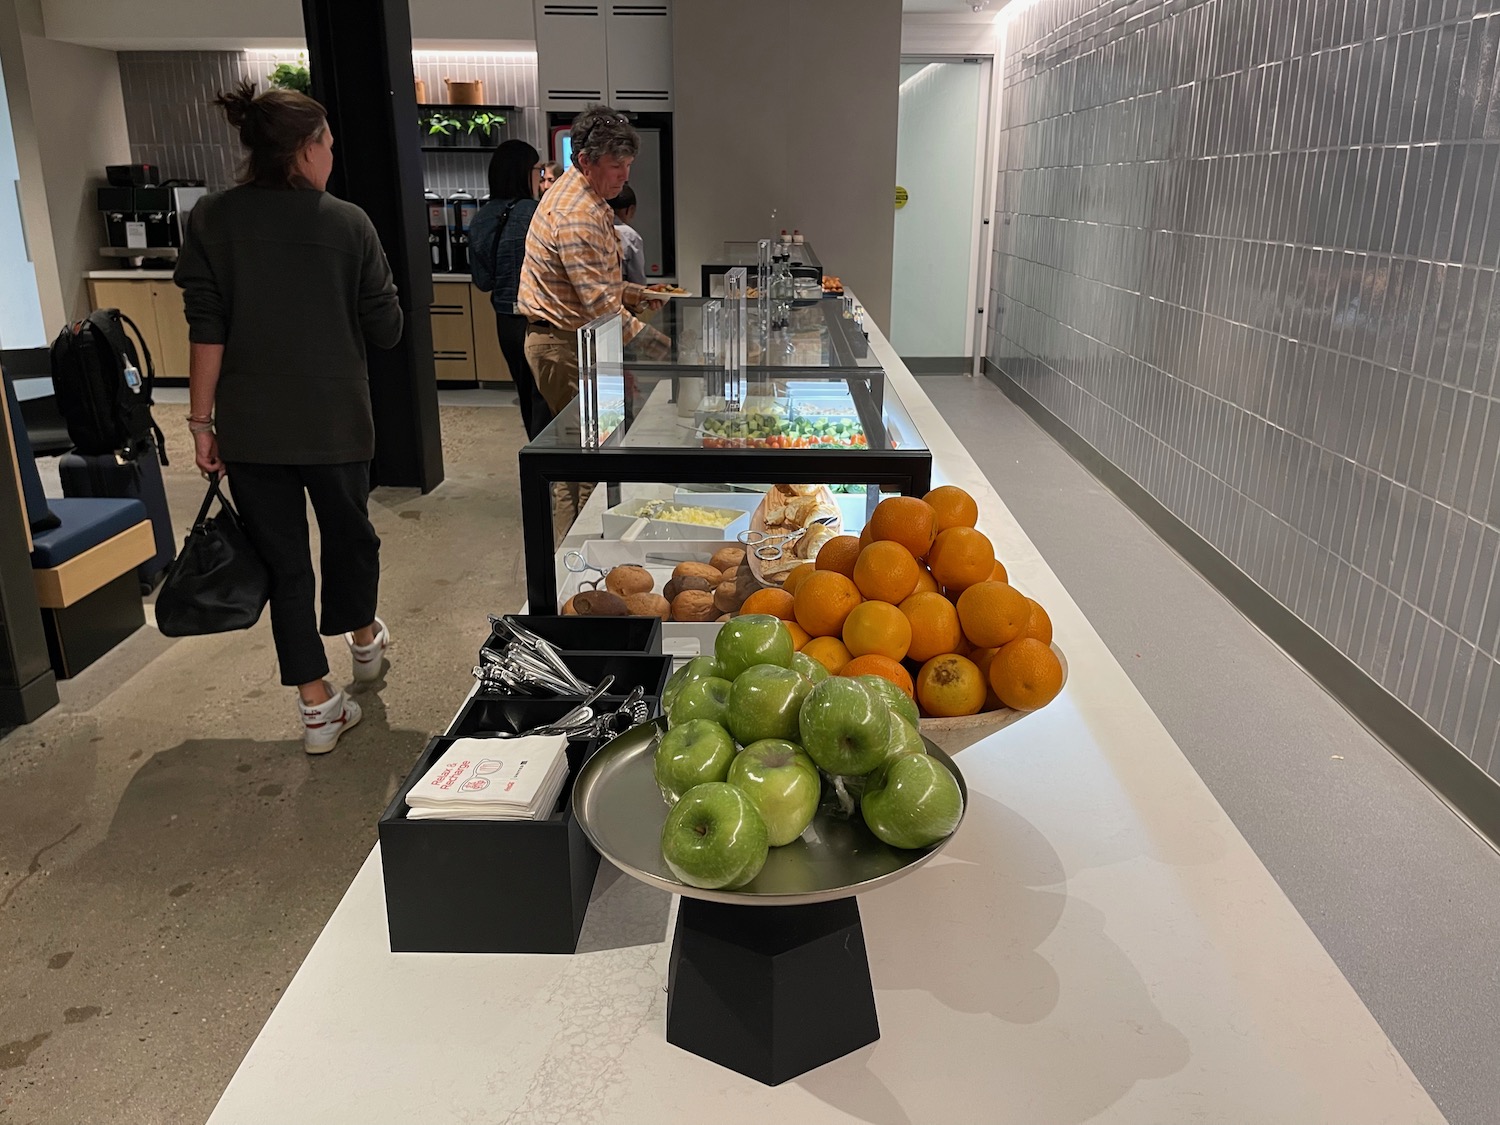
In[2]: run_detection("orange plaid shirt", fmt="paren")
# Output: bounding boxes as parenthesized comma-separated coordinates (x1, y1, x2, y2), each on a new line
(517, 166, 651, 343)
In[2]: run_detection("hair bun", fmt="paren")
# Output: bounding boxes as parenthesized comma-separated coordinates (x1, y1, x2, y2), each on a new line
(214, 79, 261, 140)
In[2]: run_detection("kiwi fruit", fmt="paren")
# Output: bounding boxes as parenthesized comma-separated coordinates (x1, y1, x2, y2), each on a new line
(572, 589, 628, 616)
(711, 546, 746, 572)
(663, 574, 714, 602)
(604, 565, 653, 597)
(623, 592, 671, 619)
(672, 561, 723, 585)
(670, 589, 718, 622)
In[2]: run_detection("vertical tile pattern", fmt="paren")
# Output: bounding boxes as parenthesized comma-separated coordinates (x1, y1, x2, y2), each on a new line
(990, 0, 1500, 778)
(118, 50, 543, 195)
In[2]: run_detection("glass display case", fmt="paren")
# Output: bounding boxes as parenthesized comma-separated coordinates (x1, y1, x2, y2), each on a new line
(627, 296, 874, 369)
(702, 240, 823, 295)
(517, 315, 931, 613)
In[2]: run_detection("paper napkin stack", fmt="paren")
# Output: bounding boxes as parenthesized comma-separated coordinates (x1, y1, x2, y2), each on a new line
(405, 735, 570, 820)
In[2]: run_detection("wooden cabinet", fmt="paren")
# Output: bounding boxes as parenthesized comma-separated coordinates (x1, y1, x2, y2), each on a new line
(468, 289, 514, 384)
(427, 282, 513, 386)
(430, 281, 477, 383)
(86, 278, 191, 379)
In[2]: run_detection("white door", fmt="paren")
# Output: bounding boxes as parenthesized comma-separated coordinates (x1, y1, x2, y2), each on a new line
(0, 49, 46, 349)
(889, 58, 990, 370)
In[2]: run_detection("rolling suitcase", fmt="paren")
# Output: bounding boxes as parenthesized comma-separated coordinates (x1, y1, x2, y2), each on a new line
(59, 444, 176, 593)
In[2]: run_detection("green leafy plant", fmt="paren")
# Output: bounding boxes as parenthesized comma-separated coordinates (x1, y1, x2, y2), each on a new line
(267, 54, 311, 94)
(423, 112, 460, 138)
(462, 111, 506, 146)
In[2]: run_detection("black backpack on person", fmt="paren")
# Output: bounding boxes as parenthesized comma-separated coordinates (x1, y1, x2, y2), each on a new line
(49, 308, 167, 464)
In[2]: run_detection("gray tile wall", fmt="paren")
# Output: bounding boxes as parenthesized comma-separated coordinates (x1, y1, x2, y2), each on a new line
(989, 0, 1500, 779)
(118, 50, 545, 195)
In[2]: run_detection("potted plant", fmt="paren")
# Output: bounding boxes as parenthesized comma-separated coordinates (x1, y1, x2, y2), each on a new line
(465, 112, 506, 148)
(268, 54, 311, 94)
(422, 111, 460, 148)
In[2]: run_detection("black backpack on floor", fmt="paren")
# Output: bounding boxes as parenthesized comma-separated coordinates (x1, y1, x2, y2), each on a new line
(49, 308, 167, 464)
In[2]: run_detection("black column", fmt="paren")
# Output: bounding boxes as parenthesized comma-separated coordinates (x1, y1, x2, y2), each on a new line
(0, 378, 57, 725)
(301, 0, 444, 492)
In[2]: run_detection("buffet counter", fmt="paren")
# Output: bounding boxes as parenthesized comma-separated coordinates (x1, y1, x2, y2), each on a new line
(205, 307, 1443, 1124)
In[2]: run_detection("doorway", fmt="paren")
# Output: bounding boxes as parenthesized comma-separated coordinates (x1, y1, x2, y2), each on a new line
(889, 57, 990, 374)
(0, 48, 45, 349)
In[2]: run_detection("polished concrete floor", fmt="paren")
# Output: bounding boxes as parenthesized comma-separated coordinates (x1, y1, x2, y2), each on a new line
(1, 381, 1495, 1124)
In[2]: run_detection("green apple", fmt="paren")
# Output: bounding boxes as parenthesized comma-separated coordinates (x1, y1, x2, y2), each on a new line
(856, 674, 920, 730)
(861, 752, 963, 849)
(727, 739, 822, 846)
(654, 719, 737, 805)
(882, 713, 927, 766)
(797, 678, 890, 776)
(663, 656, 724, 712)
(792, 651, 829, 683)
(725, 663, 813, 745)
(715, 614, 795, 680)
(660, 782, 769, 889)
(669, 676, 733, 728)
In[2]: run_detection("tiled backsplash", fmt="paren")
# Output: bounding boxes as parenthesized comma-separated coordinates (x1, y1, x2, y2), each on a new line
(989, 0, 1500, 779)
(118, 50, 545, 196)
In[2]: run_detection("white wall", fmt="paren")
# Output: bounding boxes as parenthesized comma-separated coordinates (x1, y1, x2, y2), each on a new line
(673, 0, 903, 330)
(40, 0, 535, 50)
(5, 0, 131, 323)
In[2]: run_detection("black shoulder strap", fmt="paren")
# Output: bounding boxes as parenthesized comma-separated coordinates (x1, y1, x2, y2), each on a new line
(113, 310, 168, 466)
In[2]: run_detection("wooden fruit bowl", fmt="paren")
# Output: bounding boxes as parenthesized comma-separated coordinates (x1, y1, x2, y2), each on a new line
(918, 642, 1069, 733)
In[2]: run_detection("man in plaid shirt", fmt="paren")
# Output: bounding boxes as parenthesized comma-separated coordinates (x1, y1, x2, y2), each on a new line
(518, 104, 667, 531)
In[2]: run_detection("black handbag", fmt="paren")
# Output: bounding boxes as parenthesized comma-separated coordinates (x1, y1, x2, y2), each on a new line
(155, 473, 270, 637)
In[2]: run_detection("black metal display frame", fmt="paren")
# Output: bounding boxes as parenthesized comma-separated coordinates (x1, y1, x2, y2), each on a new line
(519, 441, 932, 613)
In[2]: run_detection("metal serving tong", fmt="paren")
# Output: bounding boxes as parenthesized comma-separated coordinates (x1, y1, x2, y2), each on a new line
(482, 616, 594, 696)
(737, 513, 839, 562)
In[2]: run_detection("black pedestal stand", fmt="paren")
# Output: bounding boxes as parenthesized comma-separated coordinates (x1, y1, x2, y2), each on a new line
(666, 896, 879, 1085)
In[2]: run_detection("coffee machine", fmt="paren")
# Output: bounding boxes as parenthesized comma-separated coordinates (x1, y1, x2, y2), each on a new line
(425, 191, 450, 272)
(448, 189, 479, 273)
(99, 174, 207, 256)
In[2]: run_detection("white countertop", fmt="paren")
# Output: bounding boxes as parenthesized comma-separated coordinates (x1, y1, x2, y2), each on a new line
(205, 309, 1445, 1125)
(87, 269, 176, 279)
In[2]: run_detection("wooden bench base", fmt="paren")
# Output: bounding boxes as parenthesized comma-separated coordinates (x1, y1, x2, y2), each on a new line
(33, 520, 155, 609)
(42, 569, 146, 679)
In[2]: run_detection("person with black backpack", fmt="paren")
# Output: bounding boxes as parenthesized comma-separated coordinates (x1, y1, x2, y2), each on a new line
(469, 139, 551, 439)
(174, 79, 402, 755)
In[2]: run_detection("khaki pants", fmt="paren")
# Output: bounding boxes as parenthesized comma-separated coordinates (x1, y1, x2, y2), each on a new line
(524, 324, 594, 542)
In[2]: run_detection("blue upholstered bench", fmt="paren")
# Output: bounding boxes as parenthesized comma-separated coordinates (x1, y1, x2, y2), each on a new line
(2, 372, 154, 677)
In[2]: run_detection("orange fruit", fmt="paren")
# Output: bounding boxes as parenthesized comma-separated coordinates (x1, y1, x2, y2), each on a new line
(897, 590, 964, 663)
(802, 635, 853, 675)
(1021, 598, 1052, 645)
(740, 587, 796, 620)
(987, 637, 1064, 711)
(912, 567, 940, 595)
(782, 562, 817, 596)
(956, 581, 1031, 648)
(852, 540, 921, 604)
(953, 632, 975, 657)
(916, 654, 986, 717)
(991, 559, 1009, 583)
(784, 620, 812, 651)
(970, 647, 1004, 710)
(793, 570, 863, 637)
(926, 527, 996, 593)
(815, 535, 862, 578)
(923, 485, 979, 532)
(867, 496, 938, 560)
(859, 524, 875, 549)
(840, 654, 915, 699)
(841, 600, 912, 661)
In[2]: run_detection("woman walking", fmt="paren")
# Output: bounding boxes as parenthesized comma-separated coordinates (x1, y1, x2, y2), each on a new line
(471, 140, 551, 438)
(175, 80, 402, 754)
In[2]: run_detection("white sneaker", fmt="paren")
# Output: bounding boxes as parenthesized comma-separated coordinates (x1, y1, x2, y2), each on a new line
(299, 687, 362, 755)
(346, 617, 390, 684)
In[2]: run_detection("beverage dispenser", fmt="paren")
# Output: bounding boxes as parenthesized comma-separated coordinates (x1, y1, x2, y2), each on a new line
(425, 190, 450, 272)
(448, 189, 479, 273)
